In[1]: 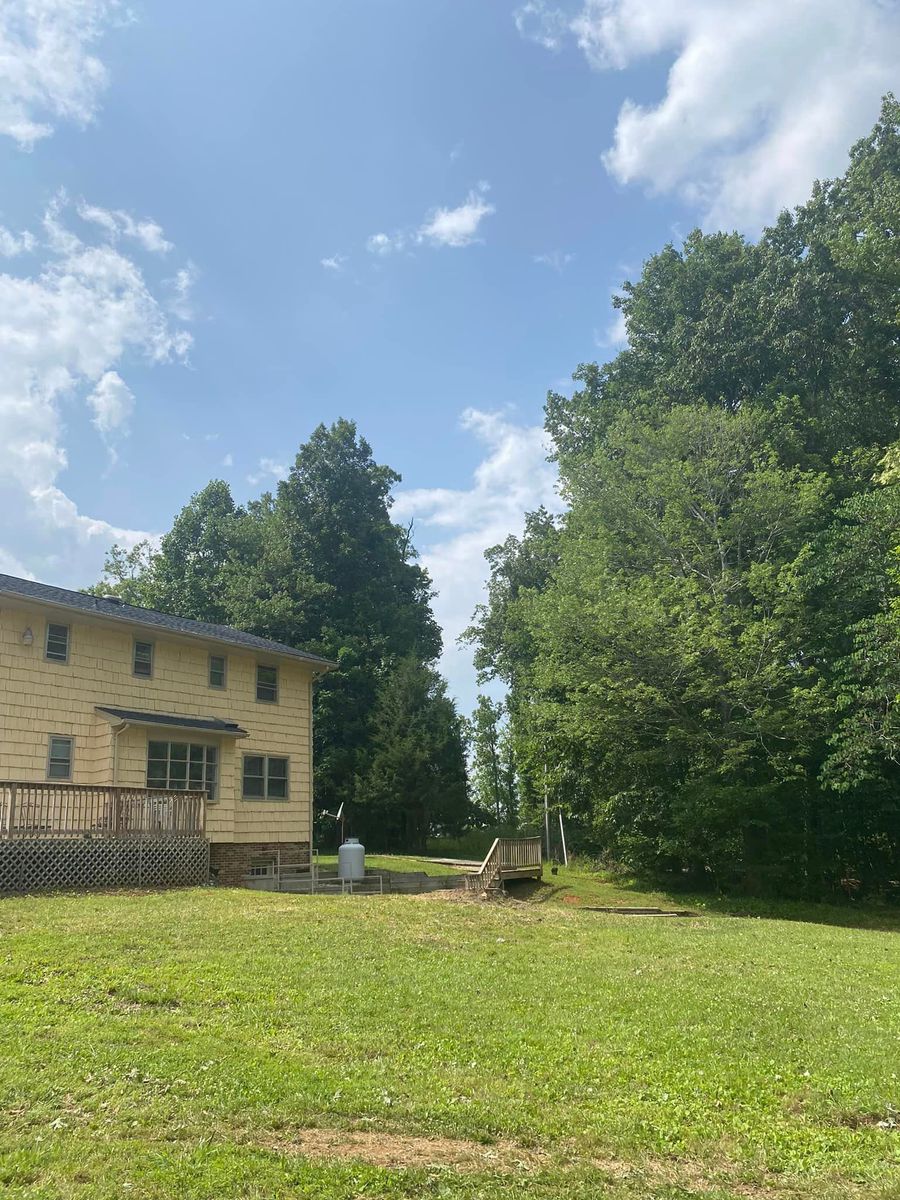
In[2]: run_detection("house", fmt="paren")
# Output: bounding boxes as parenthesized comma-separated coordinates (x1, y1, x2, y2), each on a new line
(0, 573, 334, 889)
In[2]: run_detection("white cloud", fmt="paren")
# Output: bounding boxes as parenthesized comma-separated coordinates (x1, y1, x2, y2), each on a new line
(366, 231, 405, 256)
(366, 183, 496, 259)
(321, 253, 347, 271)
(393, 408, 561, 710)
(246, 457, 289, 487)
(86, 370, 134, 466)
(222, 452, 233, 468)
(534, 250, 573, 272)
(520, 0, 900, 231)
(514, 1, 569, 50)
(165, 261, 197, 320)
(597, 307, 627, 350)
(77, 201, 173, 254)
(417, 183, 495, 248)
(0, 0, 121, 148)
(0, 226, 35, 256)
(0, 192, 192, 584)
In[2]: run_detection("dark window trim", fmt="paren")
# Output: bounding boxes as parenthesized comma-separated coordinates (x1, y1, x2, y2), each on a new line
(256, 663, 279, 704)
(44, 622, 70, 665)
(208, 653, 227, 690)
(146, 738, 219, 803)
(46, 734, 74, 781)
(133, 639, 154, 679)
(241, 753, 290, 801)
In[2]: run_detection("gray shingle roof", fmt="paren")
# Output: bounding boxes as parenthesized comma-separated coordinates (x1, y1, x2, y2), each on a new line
(96, 707, 249, 736)
(0, 573, 335, 669)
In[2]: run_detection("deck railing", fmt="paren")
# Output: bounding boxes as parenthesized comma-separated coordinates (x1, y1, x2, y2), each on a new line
(0, 782, 206, 839)
(465, 836, 543, 893)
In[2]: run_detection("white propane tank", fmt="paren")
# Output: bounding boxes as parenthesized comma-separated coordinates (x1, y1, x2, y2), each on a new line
(337, 837, 365, 881)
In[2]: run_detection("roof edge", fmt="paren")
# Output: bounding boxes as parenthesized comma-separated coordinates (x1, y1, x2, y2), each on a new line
(0, 583, 337, 671)
(95, 707, 250, 737)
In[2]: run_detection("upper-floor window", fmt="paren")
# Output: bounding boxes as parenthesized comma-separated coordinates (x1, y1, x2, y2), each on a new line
(133, 640, 154, 678)
(45, 623, 70, 664)
(209, 654, 227, 689)
(47, 735, 73, 780)
(256, 664, 278, 703)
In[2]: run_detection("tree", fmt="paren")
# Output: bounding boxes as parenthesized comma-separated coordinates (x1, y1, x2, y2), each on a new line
(97, 420, 464, 848)
(360, 658, 470, 850)
(467, 97, 900, 895)
(468, 695, 517, 826)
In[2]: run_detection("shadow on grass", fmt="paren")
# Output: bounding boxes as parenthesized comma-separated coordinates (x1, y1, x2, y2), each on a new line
(505, 873, 900, 933)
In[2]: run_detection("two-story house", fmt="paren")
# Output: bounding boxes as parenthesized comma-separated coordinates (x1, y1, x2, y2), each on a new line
(0, 573, 334, 887)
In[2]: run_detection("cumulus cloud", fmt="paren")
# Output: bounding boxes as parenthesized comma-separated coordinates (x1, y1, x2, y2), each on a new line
(320, 253, 347, 271)
(514, 1, 569, 50)
(417, 183, 495, 248)
(0, 226, 35, 256)
(518, 0, 900, 231)
(366, 183, 496, 258)
(165, 261, 197, 320)
(246, 457, 289, 487)
(366, 231, 405, 256)
(77, 201, 173, 254)
(0, 193, 192, 582)
(0, 0, 121, 147)
(597, 306, 628, 350)
(393, 408, 561, 709)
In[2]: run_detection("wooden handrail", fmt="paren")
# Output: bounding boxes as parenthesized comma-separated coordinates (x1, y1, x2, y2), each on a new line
(0, 781, 206, 839)
(465, 836, 542, 894)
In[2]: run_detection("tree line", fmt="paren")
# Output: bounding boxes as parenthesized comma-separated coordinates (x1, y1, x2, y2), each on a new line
(465, 97, 900, 897)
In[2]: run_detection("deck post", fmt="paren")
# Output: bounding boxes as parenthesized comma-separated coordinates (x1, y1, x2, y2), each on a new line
(5, 784, 16, 839)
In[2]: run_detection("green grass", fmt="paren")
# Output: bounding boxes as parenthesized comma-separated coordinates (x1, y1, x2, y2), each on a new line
(316, 853, 465, 877)
(1, 874, 899, 1199)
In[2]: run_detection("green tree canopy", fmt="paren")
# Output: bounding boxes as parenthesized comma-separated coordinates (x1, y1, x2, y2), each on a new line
(97, 419, 466, 848)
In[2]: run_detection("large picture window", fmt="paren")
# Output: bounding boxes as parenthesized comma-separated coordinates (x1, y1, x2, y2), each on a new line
(242, 754, 288, 800)
(147, 741, 217, 801)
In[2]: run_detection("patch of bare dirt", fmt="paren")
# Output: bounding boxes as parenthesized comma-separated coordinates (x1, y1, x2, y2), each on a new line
(262, 1127, 549, 1172)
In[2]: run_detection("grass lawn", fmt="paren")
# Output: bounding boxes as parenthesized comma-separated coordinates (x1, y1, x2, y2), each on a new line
(1, 874, 899, 1199)
(316, 854, 467, 877)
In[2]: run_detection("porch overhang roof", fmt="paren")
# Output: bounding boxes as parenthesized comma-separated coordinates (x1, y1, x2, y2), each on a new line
(95, 706, 249, 738)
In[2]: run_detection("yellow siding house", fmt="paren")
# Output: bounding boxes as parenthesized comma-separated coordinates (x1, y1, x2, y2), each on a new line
(0, 573, 334, 885)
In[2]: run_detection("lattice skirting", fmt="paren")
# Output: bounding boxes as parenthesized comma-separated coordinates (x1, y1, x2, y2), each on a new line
(0, 837, 210, 896)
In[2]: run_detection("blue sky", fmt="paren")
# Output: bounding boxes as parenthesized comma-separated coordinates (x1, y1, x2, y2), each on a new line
(0, 0, 897, 710)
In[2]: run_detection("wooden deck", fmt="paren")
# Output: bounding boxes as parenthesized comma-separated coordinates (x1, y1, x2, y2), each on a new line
(0, 781, 206, 840)
(464, 836, 543, 895)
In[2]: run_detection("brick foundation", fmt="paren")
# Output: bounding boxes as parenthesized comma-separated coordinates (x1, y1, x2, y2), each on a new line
(209, 841, 310, 886)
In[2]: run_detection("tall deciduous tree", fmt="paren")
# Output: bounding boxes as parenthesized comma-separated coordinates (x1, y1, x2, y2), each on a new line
(468, 97, 900, 896)
(468, 695, 517, 826)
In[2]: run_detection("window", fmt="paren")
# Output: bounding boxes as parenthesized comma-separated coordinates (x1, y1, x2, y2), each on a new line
(47, 735, 73, 780)
(147, 741, 218, 801)
(242, 754, 288, 800)
(133, 640, 154, 677)
(209, 654, 227, 689)
(256, 664, 278, 703)
(45, 623, 70, 664)
(247, 857, 276, 877)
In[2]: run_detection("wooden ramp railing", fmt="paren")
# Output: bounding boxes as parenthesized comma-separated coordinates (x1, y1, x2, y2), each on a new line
(0, 782, 206, 839)
(465, 836, 543, 895)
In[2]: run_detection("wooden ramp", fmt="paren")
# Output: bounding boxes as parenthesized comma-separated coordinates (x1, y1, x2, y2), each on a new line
(464, 837, 542, 896)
